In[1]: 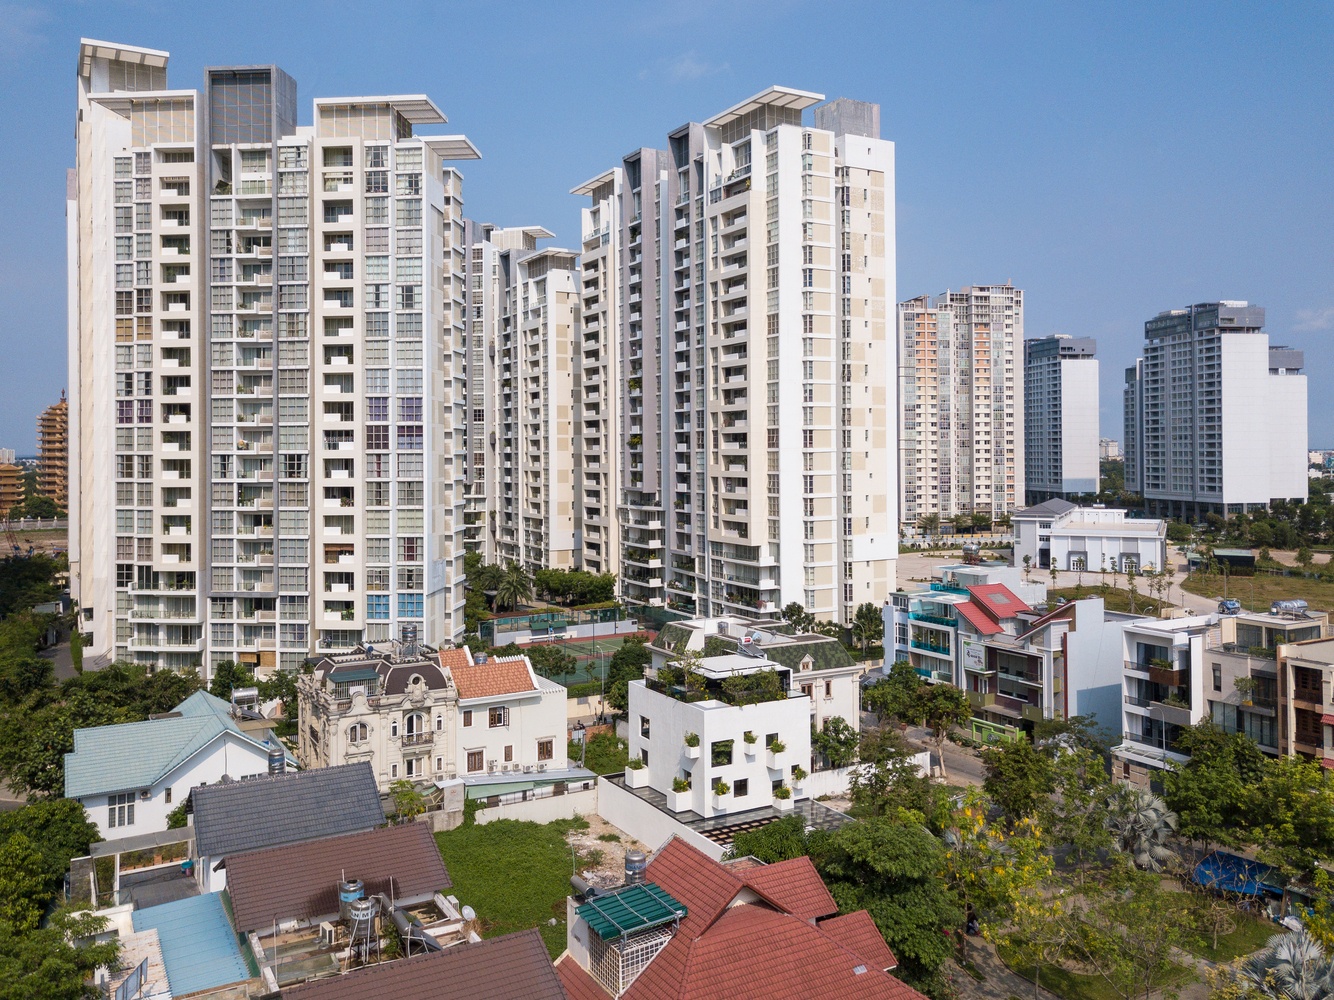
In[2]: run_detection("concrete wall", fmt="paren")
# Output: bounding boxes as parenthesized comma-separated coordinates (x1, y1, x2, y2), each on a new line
(474, 784, 598, 826)
(1065, 599, 1131, 733)
(596, 777, 723, 860)
(493, 618, 640, 646)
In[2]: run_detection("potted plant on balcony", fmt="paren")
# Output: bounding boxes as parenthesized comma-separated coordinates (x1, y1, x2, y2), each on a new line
(766, 738, 785, 768)
(773, 784, 793, 812)
(791, 766, 808, 790)
(743, 731, 757, 758)
(683, 732, 700, 759)
(712, 779, 730, 806)
(624, 756, 648, 788)
(1234, 675, 1258, 707)
(669, 776, 691, 812)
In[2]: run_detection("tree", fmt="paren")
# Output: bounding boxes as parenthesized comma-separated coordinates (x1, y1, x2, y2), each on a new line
(1066, 867, 1200, 1000)
(1034, 714, 1112, 759)
(389, 780, 428, 823)
(1106, 786, 1179, 872)
(493, 562, 532, 613)
(971, 511, 993, 532)
(605, 638, 652, 714)
(918, 683, 972, 781)
(918, 513, 941, 535)
(166, 801, 190, 829)
(728, 814, 811, 864)
(0, 834, 49, 932)
(862, 660, 921, 724)
(952, 512, 974, 534)
(473, 563, 504, 607)
(0, 907, 119, 1000)
(813, 816, 964, 995)
(1239, 929, 1334, 1000)
(812, 716, 860, 769)
(1161, 722, 1266, 852)
(0, 690, 135, 798)
(527, 644, 576, 681)
(981, 737, 1054, 823)
(1041, 745, 1113, 882)
(851, 602, 884, 658)
(1022, 554, 1033, 582)
(849, 725, 947, 826)
(208, 659, 254, 700)
(1298, 546, 1315, 569)
(0, 798, 101, 899)
(6, 495, 61, 520)
(782, 601, 815, 633)
(256, 668, 297, 709)
(1250, 755, 1334, 883)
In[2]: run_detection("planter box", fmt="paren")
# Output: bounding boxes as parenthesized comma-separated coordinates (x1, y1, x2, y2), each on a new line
(668, 790, 691, 813)
(712, 794, 729, 811)
(684, 744, 700, 760)
(744, 742, 758, 759)
(775, 797, 794, 813)
(766, 751, 782, 769)
(624, 766, 648, 788)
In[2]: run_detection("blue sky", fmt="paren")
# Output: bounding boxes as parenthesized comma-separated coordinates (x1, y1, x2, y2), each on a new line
(0, 1, 1330, 452)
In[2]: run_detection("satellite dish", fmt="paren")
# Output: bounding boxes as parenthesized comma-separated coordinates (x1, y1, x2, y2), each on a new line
(461, 905, 476, 922)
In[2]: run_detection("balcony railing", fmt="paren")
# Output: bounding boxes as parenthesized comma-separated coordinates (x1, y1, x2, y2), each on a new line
(401, 732, 435, 748)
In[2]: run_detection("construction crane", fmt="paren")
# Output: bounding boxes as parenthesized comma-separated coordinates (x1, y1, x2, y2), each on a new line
(2, 517, 31, 558)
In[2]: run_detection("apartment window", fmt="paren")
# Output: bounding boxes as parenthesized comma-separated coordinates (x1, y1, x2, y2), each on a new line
(108, 793, 135, 829)
(734, 779, 748, 798)
(1212, 665, 1222, 692)
(398, 593, 423, 618)
(538, 739, 554, 762)
(710, 740, 733, 767)
(390, 763, 399, 778)
(466, 749, 484, 772)
(348, 722, 368, 743)
(366, 595, 389, 620)
(489, 706, 509, 728)
(463, 710, 473, 727)
(640, 716, 651, 739)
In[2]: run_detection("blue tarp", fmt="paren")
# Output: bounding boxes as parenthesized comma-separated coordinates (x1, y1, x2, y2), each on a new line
(1194, 851, 1285, 897)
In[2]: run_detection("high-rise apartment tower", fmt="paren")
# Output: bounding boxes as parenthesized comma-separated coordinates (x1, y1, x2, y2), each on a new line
(1124, 301, 1307, 519)
(572, 88, 897, 624)
(461, 222, 581, 573)
(1023, 335, 1099, 504)
(37, 392, 70, 509)
(898, 284, 1023, 527)
(68, 39, 476, 674)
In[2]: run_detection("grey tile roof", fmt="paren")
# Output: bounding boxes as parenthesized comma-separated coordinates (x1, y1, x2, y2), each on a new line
(1014, 498, 1079, 518)
(192, 762, 384, 859)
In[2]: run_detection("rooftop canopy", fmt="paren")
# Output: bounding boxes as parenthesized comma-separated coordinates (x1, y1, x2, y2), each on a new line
(576, 882, 687, 941)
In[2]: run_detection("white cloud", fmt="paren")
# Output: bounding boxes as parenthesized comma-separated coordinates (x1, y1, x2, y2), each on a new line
(668, 50, 730, 83)
(1294, 306, 1334, 332)
(0, 4, 47, 66)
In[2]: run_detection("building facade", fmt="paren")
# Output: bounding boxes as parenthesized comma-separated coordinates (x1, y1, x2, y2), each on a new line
(1024, 335, 1098, 503)
(0, 464, 21, 517)
(297, 642, 568, 790)
(899, 283, 1024, 527)
(460, 223, 581, 572)
(572, 88, 897, 625)
(37, 392, 70, 509)
(1123, 302, 1308, 519)
(1011, 498, 1167, 574)
(68, 40, 474, 676)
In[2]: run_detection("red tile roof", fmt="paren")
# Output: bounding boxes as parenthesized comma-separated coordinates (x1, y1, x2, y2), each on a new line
(820, 910, 899, 971)
(447, 650, 538, 700)
(438, 647, 472, 670)
(225, 823, 451, 933)
(676, 903, 923, 1000)
(953, 601, 1004, 636)
(967, 584, 1031, 620)
(283, 928, 566, 1000)
(557, 836, 928, 1000)
(741, 856, 837, 922)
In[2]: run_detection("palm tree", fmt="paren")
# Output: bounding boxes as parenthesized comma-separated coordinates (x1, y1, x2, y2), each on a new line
(493, 561, 532, 613)
(1106, 786, 1179, 872)
(1242, 929, 1334, 1000)
(472, 562, 504, 609)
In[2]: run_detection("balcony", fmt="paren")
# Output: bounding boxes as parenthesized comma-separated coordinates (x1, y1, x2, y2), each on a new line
(401, 732, 435, 748)
(1149, 699, 1193, 726)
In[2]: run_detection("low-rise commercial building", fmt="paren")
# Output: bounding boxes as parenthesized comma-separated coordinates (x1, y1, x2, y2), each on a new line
(1012, 499, 1167, 574)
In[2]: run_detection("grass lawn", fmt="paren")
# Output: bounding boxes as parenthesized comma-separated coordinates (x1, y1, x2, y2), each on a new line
(1182, 571, 1334, 615)
(571, 731, 630, 775)
(1162, 892, 1278, 962)
(999, 945, 1194, 1000)
(1050, 585, 1173, 616)
(436, 817, 591, 958)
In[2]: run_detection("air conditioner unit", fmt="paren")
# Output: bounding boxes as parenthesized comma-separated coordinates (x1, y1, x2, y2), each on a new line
(140, 789, 151, 800)
(487, 761, 497, 773)
(537, 763, 547, 773)
(319, 922, 337, 948)
(523, 764, 534, 774)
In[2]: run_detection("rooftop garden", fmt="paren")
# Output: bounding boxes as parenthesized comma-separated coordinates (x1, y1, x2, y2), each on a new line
(647, 656, 787, 706)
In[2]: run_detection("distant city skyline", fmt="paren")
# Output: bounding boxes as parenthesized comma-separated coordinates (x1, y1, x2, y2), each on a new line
(0, 2, 1330, 451)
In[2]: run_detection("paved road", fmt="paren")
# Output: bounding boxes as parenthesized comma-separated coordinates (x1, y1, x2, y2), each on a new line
(863, 712, 987, 787)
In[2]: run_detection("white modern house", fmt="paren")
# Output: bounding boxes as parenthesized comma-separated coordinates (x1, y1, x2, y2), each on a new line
(1111, 614, 1216, 787)
(65, 690, 292, 840)
(625, 653, 813, 818)
(1011, 499, 1168, 574)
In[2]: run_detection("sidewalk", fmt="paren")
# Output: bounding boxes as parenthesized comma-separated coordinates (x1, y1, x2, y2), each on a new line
(950, 937, 1061, 1000)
